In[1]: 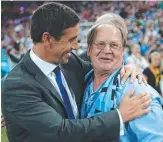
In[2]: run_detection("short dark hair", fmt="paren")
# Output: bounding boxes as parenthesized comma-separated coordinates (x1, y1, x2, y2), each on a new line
(31, 2, 80, 43)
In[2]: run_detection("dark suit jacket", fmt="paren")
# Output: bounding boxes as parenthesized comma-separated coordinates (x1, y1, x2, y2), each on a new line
(79, 51, 90, 62)
(2, 51, 120, 142)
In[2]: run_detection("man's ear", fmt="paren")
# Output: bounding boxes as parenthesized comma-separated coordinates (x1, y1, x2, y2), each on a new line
(87, 45, 92, 57)
(42, 32, 51, 46)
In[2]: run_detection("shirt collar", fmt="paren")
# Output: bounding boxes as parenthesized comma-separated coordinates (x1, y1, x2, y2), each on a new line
(30, 49, 58, 76)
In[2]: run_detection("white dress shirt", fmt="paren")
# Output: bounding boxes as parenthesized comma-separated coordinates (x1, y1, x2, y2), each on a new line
(30, 49, 78, 118)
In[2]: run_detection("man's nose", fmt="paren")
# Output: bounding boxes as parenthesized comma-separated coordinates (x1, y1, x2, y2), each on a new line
(103, 44, 112, 53)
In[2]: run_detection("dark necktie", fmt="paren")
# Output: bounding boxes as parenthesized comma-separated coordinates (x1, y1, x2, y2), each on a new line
(54, 66, 75, 119)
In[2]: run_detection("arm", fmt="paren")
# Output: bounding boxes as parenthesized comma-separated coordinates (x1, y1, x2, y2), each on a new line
(2, 80, 120, 142)
(128, 82, 163, 142)
(129, 100, 163, 142)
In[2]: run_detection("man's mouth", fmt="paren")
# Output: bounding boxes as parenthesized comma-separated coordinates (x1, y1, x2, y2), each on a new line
(100, 57, 112, 61)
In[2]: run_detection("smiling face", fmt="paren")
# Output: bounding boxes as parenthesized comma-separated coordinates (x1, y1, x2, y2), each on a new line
(46, 24, 79, 64)
(87, 24, 124, 74)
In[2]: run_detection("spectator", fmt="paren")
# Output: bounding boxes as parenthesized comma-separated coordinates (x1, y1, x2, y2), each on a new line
(127, 43, 149, 71)
(7, 40, 26, 69)
(143, 51, 162, 95)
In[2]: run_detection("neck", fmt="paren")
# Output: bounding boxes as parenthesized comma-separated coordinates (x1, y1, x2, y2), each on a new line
(150, 64, 159, 69)
(32, 43, 51, 63)
(93, 70, 111, 91)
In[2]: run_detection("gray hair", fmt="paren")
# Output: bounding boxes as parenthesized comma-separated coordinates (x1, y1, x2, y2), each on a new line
(87, 13, 128, 47)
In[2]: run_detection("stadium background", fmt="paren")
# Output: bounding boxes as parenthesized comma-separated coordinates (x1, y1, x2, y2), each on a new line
(1, 1, 163, 142)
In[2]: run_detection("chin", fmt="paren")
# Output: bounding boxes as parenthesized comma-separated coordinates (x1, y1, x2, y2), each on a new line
(103, 67, 113, 71)
(102, 63, 113, 69)
(103, 64, 119, 72)
(99, 65, 111, 70)
(61, 59, 69, 64)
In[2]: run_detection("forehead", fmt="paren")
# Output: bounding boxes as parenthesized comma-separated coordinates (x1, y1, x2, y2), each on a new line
(153, 54, 161, 58)
(94, 24, 122, 42)
(151, 53, 161, 59)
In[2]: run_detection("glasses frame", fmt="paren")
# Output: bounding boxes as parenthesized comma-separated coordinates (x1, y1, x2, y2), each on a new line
(93, 41, 123, 51)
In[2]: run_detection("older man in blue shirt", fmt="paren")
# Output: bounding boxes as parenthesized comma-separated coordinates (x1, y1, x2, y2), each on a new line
(81, 13, 163, 142)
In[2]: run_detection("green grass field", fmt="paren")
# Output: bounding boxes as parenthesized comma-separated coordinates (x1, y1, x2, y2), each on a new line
(1, 128, 8, 142)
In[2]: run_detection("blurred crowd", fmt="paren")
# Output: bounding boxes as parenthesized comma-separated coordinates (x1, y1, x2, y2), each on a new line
(1, 1, 163, 95)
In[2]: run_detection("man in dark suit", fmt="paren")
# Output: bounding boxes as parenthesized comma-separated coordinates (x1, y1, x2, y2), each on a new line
(2, 2, 150, 142)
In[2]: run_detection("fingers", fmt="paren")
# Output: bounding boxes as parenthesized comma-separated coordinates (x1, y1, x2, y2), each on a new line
(131, 93, 151, 106)
(142, 75, 147, 86)
(139, 107, 151, 116)
(122, 62, 138, 84)
(121, 71, 130, 85)
(138, 93, 151, 104)
(119, 92, 151, 122)
(131, 92, 147, 100)
(137, 74, 143, 84)
(125, 90, 135, 99)
(136, 71, 147, 85)
(141, 99, 151, 109)
(120, 66, 125, 78)
(130, 70, 136, 84)
(132, 93, 151, 118)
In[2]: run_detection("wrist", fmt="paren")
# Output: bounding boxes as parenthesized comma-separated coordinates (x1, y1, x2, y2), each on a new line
(117, 109, 126, 123)
(118, 109, 126, 123)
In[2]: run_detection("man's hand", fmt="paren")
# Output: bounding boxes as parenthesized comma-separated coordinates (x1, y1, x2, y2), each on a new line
(1, 115, 6, 128)
(119, 90, 151, 123)
(120, 62, 147, 85)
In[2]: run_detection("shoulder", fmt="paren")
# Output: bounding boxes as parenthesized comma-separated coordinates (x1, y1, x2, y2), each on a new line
(69, 52, 92, 74)
(128, 79, 163, 105)
(78, 50, 90, 62)
(2, 62, 32, 91)
(122, 78, 151, 97)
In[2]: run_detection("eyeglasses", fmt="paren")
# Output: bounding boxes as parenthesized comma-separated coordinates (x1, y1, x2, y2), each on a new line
(93, 41, 122, 51)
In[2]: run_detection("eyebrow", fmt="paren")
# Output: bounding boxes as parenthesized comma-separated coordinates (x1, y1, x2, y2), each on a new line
(97, 40, 120, 43)
(68, 36, 78, 42)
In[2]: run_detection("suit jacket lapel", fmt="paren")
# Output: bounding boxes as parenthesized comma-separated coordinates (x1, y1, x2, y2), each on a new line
(22, 51, 64, 107)
(34, 73, 64, 106)
(60, 64, 75, 98)
(60, 61, 83, 111)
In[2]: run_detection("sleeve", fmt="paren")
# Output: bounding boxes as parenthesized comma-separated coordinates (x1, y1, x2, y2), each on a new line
(117, 109, 124, 136)
(128, 81, 163, 142)
(2, 79, 120, 142)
